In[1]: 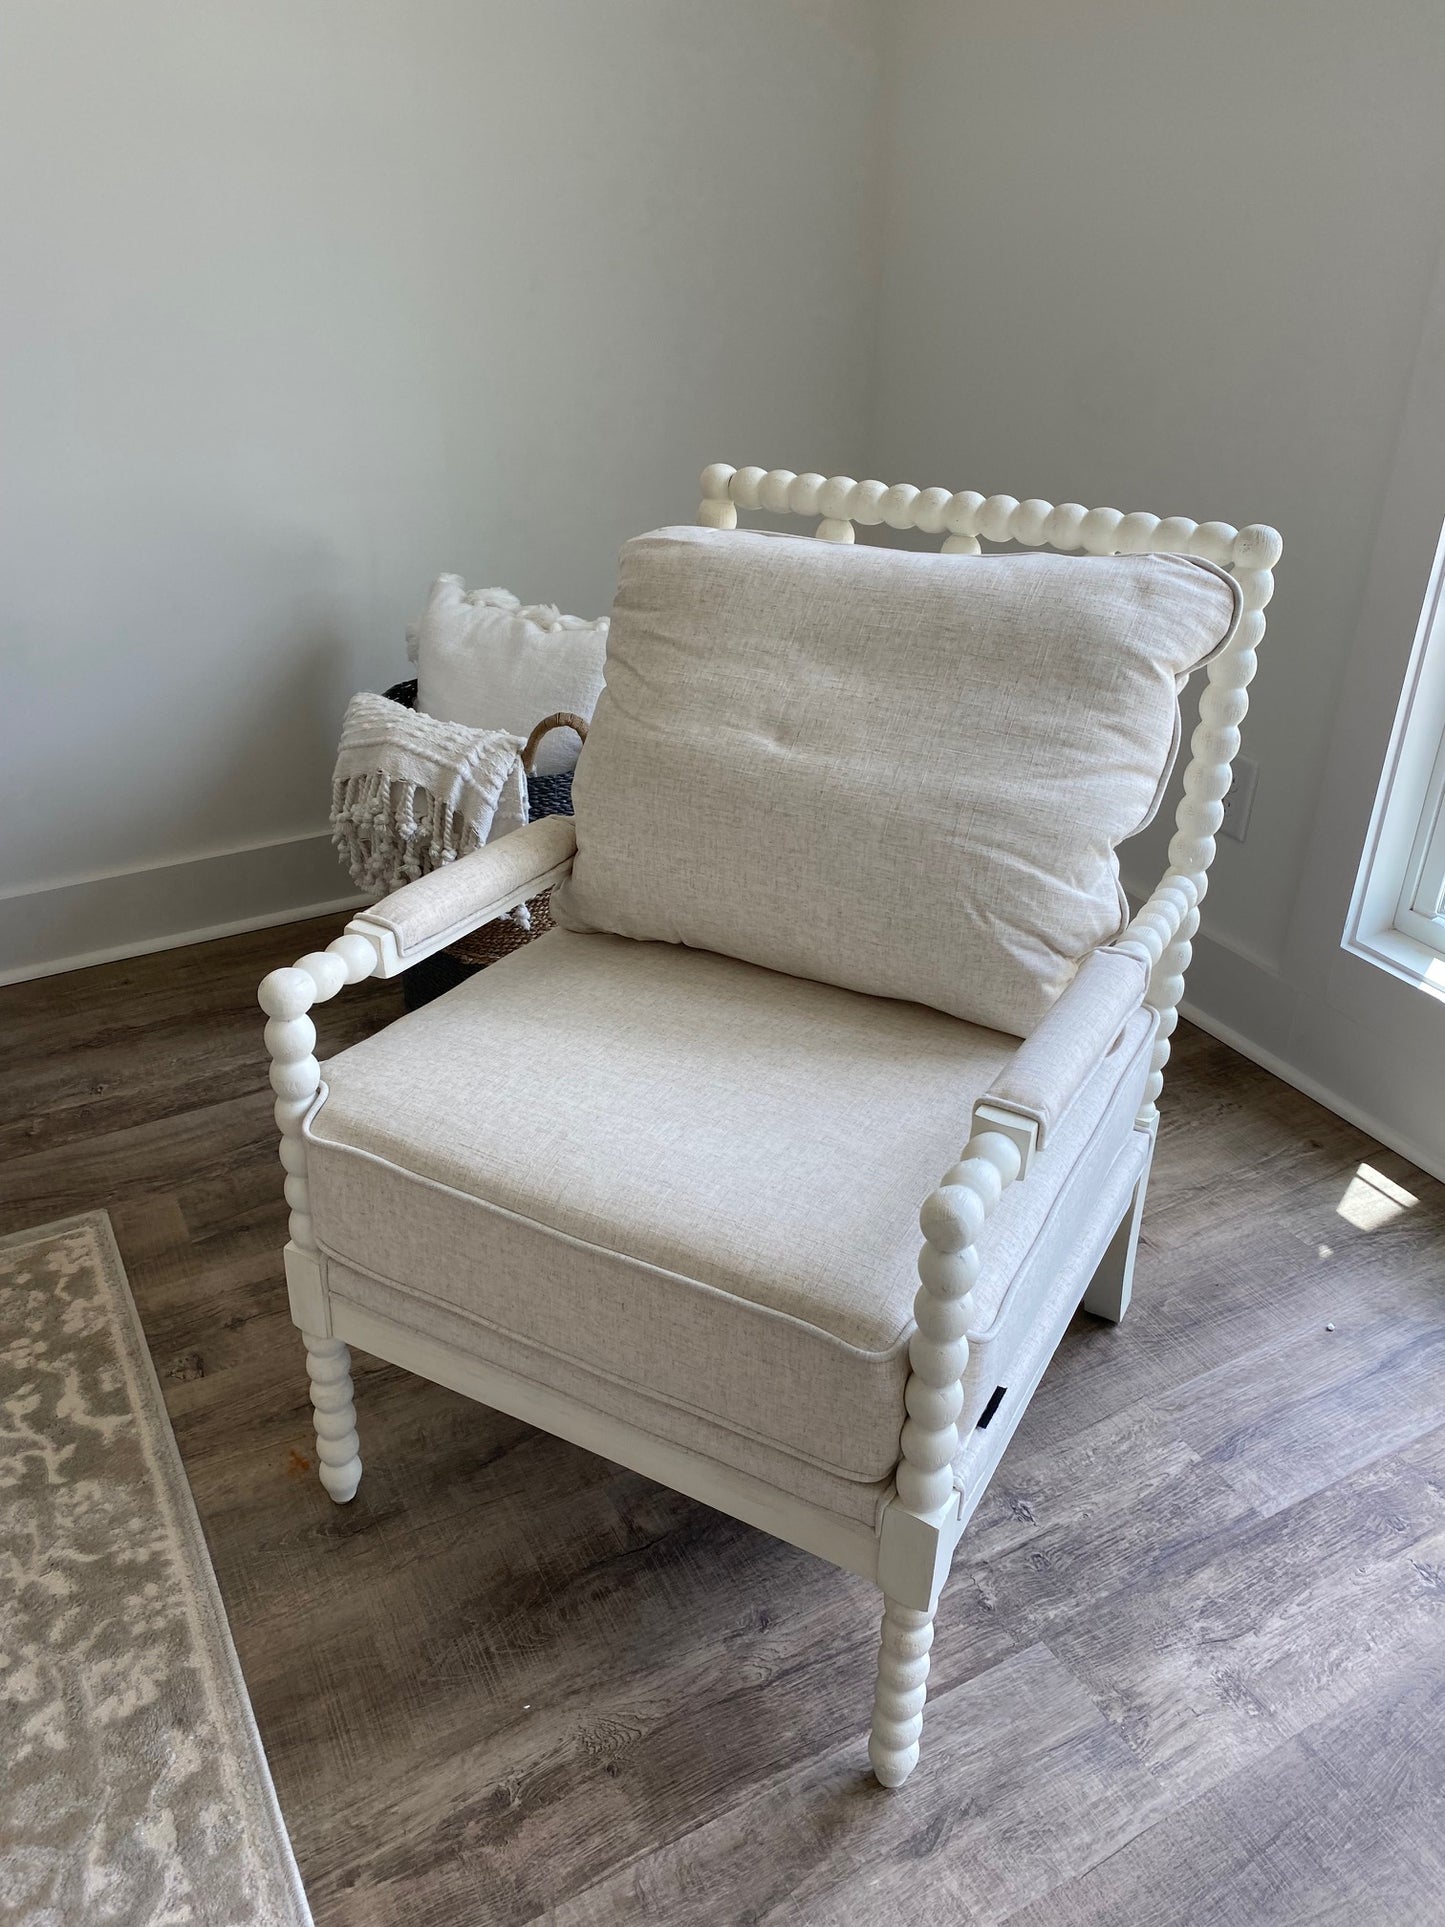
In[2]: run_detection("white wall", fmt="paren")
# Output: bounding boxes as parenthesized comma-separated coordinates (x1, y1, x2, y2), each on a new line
(870, 0, 1445, 1175)
(8, 0, 1445, 1174)
(0, 0, 880, 975)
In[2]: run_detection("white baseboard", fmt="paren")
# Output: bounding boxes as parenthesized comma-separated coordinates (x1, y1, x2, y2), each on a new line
(1177, 997, 1445, 1187)
(1123, 881, 1445, 1184)
(0, 832, 367, 986)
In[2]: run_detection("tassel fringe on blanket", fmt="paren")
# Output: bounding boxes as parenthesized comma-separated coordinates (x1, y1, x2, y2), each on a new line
(331, 691, 528, 898)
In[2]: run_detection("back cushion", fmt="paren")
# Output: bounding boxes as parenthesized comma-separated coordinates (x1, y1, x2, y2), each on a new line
(552, 527, 1240, 1036)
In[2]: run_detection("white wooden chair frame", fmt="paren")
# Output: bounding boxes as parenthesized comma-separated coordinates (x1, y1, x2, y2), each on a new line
(261, 466, 1279, 1786)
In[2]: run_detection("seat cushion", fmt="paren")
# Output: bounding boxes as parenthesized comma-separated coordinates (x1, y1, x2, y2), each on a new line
(305, 930, 1154, 1491)
(317, 1125, 1151, 1531)
(553, 526, 1239, 1037)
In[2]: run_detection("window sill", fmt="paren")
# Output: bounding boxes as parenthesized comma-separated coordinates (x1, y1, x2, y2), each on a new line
(1342, 920, 1445, 1005)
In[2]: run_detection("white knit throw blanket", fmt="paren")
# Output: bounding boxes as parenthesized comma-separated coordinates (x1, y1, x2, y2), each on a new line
(331, 692, 528, 897)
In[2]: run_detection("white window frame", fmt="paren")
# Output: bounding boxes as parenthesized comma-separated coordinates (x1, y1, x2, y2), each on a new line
(1398, 717, 1445, 941)
(1345, 513, 1445, 993)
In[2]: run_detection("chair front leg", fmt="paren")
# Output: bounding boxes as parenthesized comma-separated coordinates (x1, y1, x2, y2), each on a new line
(869, 1599, 936, 1787)
(303, 1332, 362, 1503)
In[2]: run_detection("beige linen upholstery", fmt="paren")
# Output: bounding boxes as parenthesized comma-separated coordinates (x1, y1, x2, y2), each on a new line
(981, 945, 1148, 1148)
(357, 815, 577, 964)
(304, 930, 1154, 1497)
(554, 527, 1240, 1036)
(322, 1109, 1149, 1533)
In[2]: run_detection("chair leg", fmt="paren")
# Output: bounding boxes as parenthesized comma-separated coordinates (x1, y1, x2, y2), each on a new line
(1082, 1165, 1149, 1325)
(303, 1331, 362, 1503)
(869, 1595, 936, 1787)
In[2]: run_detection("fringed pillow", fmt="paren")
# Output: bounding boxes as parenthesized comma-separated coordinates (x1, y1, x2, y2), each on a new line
(330, 692, 526, 897)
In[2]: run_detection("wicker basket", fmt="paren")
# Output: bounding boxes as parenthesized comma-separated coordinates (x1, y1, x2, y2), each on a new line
(381, 681, 587, 1008)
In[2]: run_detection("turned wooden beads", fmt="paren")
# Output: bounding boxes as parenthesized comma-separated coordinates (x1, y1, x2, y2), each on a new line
(698, 467, 1282, 577)
(261, 930, 379, 1252)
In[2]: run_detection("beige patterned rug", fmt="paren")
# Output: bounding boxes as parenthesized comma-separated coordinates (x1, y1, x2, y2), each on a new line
(0, 1212, 312, 1927)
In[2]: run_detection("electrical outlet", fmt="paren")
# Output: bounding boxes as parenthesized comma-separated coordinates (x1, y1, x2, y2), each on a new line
(1219, 755, 1258, 842)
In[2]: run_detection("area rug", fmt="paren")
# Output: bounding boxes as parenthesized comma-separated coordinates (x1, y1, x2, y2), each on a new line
(0, 1212, 312, 1926)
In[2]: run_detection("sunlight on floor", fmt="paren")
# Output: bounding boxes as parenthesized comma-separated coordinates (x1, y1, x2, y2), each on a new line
(1335, 1161, 1419, 1231)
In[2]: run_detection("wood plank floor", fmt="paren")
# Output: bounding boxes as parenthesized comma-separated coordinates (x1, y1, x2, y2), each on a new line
(3, 920, 1444, 1925)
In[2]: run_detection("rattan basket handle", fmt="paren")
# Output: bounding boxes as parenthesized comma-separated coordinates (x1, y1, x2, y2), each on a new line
(521, 711, 589, 774)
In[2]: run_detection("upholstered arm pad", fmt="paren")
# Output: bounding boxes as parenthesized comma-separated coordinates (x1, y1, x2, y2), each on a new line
(976, 945, 1150, 1152)
(346, 815, 578, 976)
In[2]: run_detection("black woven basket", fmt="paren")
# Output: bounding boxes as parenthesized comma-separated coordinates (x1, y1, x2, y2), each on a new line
(380, 679, 586, 1007)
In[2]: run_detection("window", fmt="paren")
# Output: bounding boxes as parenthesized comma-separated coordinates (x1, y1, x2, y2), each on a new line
(1396, 730, 1445, 947)
(1346, 515, 1445, 995)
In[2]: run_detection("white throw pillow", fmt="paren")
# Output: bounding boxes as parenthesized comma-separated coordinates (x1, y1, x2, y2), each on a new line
(408, 576, 609, 775)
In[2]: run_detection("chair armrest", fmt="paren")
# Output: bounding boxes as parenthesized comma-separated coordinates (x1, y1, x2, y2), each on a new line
(972, 945, 1150, 1162)
(345, 815, 578, 976)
